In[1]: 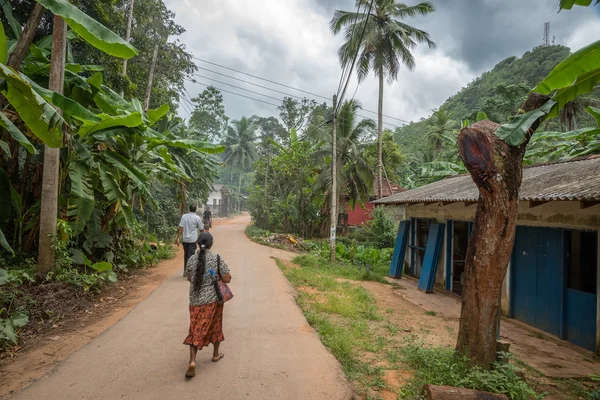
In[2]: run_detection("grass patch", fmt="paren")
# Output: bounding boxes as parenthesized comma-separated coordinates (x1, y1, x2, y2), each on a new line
(292, 254, 389, 283)
(424, 311, 437, 317)
(275, 257, 385, 395)
(398, 340, 541, 400)
(275, 257, 556, 400)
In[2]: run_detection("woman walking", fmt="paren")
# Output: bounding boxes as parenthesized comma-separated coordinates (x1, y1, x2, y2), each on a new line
(183, 231, 232, 378)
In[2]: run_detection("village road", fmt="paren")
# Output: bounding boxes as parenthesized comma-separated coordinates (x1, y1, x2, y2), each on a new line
(11, 214, 352, 400)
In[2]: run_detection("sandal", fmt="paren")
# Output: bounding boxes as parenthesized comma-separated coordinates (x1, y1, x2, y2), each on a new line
(185, 365, 196, 378)
(211, 353, 224, 362)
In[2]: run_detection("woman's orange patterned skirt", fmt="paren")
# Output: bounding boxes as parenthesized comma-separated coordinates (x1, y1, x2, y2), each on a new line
(183, 302, 224, 348)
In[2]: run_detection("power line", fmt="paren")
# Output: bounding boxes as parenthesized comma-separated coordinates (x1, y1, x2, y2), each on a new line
(194, 66, 308, 101)
(185, 80, 281, 108)
(188, 76, 284, 103)
(185, 78, 403, 129)
(193, 56, 330, 101)
(191, 64, 410, 124)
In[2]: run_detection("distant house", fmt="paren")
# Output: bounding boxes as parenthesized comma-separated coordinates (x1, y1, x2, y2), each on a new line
(205, 184, 230, 217)
(343, 179, 405, 227)
(375, 156, 600, 353)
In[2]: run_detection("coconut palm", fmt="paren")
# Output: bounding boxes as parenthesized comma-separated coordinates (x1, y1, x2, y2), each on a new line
(426, 107, 456, 157)
(330, 0, 435, 198)
(223, 117, 259, 191)
(315, 100, 376, 209)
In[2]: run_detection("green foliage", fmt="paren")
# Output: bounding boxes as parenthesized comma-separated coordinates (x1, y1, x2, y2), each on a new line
(189, 86, 229, 143)
(277, 97, 318, 133)
(248, 134, 324, 237)
(35, 0, 138, 58)
(368, 207, 396, 249)
(560, 0, 600, 9)
(398, 342, 540, 400)
(495, 100, 556, 146)
(0, 309, 29, 346)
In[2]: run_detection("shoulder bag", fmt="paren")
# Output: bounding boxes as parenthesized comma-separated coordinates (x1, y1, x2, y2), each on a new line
(217, 255, 233, 302)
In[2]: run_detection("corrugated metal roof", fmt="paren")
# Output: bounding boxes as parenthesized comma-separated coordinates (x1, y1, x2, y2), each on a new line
(373, 156, 600, 205)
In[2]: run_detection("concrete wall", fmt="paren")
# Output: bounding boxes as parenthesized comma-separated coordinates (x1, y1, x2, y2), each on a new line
(393, 199, 600, 350)
(400, 200, 600, 231)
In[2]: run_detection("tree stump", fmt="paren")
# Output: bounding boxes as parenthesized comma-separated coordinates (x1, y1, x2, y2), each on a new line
(422, 384, 509, 400)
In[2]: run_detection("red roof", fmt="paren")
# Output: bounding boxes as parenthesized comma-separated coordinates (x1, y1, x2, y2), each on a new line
(374, 179, 405, 198)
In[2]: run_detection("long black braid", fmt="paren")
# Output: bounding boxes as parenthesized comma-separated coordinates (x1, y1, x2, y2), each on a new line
(192, 246, 207, 291)
(193, 232, 214, 291)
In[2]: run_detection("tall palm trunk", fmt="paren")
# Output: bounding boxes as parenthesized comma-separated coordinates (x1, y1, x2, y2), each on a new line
(377, 68, 384, 199)
(38, 15, 67, 274)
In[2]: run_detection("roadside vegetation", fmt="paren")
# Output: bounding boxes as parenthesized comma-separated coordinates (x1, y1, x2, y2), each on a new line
(276, 255, 599, 399)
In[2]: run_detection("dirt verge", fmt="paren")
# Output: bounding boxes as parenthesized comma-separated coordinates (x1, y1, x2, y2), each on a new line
(0, 246, 183, 399)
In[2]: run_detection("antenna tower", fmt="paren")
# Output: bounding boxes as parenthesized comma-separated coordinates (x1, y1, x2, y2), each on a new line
(543, 22, 550, 46)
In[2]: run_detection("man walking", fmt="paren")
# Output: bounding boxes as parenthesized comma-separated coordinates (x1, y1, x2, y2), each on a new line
(176, 204, 204, 276)
(203, 206, 212, 230)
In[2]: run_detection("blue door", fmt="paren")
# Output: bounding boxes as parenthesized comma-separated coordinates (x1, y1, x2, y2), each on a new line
(418, 223, 445, 293)
(389, 221, 410, 278)
(511, 226, 564, 337)
(564, 230, 598, 351)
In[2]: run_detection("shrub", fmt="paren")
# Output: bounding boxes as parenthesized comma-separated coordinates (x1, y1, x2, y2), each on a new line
(367, 207, 396, 249)
(398, 341, 541, 400)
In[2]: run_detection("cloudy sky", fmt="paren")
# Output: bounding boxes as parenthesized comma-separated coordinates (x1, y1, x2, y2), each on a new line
(163, 0, 600, 127)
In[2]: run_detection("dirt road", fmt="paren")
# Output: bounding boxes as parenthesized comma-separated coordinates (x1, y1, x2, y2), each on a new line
(10, 215, 352, 400)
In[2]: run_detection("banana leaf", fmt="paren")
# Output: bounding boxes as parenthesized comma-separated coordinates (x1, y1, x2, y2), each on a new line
(586, 106, 600, 125)
(530, 127, 600, 144)
(98, 168, 125, 202)
(0, 140, 10, 157)
(0, 112, 36, 154)
(547, 67, 600, 118)
(1, 1, 21, 39)
(495, 100, 556, 146)
(0, 20, 7, 65)
(0, 64, 65, 147)
(559, 0, 599, 9)
(78, 113, 143, 136)
(18, 72, 101, 123)
(67, 162, 95, 234)
(103, 151, 148, 187)
(533, 39, 600, 95)
(35, 0, 138, 59)
(0, 228, 14, 256)
(147, 104, 170, 126)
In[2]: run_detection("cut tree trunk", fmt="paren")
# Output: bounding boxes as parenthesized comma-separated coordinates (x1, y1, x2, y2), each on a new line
(456, 93, 551, 369)
(38, 15, 67, 274)
(422, 384, 508, 400)
(377, 69, 384, 199)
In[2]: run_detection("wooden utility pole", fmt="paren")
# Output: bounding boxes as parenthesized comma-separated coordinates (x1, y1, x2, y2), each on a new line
(143, 43, 159, 111)
(329, 94, 338, 262)
(121, 0, 135, 95)
(38, 15, 67, 274)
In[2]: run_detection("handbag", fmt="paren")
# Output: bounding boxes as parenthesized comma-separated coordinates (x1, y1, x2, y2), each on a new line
(217, 255, 233, 302)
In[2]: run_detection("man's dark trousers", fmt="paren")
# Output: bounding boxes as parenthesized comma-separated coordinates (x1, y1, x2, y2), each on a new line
(183, 242, 197, 275)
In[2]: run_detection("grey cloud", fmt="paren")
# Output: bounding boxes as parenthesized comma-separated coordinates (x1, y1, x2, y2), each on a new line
(169, 0, 600, 126)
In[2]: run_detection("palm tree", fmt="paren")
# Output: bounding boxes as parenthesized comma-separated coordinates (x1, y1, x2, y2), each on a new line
(426, 107, 456, 157)
(315, 100, 376, 210)
(223, 117, 259, 192)
(330, 0, 435, 198)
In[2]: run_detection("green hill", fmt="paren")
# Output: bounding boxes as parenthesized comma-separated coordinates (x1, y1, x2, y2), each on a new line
(393, 45, 573, 158)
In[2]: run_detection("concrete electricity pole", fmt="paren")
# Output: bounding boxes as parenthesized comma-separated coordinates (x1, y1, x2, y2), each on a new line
(329, 94, 338, 262)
